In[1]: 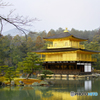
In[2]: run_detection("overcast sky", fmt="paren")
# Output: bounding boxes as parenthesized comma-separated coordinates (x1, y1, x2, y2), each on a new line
(1, 0, 100, 32)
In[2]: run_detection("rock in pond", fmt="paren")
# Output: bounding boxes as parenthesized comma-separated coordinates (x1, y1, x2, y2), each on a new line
(32, 82, 40, 86)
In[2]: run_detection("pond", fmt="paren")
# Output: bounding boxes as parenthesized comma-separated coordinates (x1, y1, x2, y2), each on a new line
(0, 78, 100, 100)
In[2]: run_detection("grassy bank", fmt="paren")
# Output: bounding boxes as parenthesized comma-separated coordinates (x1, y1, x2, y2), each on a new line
(0, 76, 42, 86)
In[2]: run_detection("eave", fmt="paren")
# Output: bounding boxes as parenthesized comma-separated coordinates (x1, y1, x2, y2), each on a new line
(35, 48, 100, 54)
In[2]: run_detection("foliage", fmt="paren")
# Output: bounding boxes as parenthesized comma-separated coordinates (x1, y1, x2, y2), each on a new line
(41, 70, 54, 80)
(4, 66, 18, 83)
(35, 36, 44, 49)
(83, 41, 100, 69)
(0, 65, 8, 74)
(0, 36, 11, 66)
(42, 41, 52, 49)
(0, 65, 18, 84)
(17, 52, 43, 79)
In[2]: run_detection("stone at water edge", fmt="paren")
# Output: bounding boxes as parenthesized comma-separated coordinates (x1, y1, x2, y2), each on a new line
(32, 82, 40, 86)
(39, 81, 49, 85)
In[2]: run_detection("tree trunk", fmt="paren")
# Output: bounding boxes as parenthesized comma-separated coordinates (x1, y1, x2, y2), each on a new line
(26, 73, 31, 79)
(10, 78, 11, 86)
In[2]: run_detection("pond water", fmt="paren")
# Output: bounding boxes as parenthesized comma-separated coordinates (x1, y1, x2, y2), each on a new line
(0, 78, 100, 100)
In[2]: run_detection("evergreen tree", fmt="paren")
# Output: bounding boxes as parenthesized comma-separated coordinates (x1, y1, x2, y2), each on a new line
(0, 65, 18, 84)
(17, 52, 43, 79)
(5, 66, 18, 84)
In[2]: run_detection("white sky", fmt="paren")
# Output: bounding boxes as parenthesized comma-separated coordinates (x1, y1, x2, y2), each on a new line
(1, 0, 100, 32)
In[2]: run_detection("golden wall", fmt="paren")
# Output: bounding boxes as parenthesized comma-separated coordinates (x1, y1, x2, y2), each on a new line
(43, 52, 96, 62)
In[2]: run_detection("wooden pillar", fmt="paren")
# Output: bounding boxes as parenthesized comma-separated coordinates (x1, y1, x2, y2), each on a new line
(76, 63, 77, 70)
(62, 64, 63, 75)
(45, 64, 48, 70)
(76, 63, 77, 74)
(54, 74, 55, 80)
(45, 65, 46, 70)
(67, 74, 69, 80)
(61, 74, 62, 79)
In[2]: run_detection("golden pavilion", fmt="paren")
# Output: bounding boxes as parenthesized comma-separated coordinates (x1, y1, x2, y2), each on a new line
(36, 28, 99, 75)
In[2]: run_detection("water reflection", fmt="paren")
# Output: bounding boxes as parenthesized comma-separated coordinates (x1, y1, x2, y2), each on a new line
(77, 80, 92, 92)
(0, 79, 100, 100)
(85, 80, 92, 91)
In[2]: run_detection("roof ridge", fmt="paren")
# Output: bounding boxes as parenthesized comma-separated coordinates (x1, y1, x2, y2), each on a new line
(44, 32, 88, 40)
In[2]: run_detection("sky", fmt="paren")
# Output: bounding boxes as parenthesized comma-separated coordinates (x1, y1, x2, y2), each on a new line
(1, 0, 100, 33)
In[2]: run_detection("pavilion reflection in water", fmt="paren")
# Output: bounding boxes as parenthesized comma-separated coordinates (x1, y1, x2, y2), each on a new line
(0, 80, 94, 100)
(34, 80, 92, 100)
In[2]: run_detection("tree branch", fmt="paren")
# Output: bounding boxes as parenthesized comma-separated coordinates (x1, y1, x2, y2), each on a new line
(0, 15, 37, 41)
(0, 0, 12, 7)
(0, 0, 38, 41)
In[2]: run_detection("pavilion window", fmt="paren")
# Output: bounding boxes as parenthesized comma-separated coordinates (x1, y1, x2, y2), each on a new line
(65, 42, 68, 46)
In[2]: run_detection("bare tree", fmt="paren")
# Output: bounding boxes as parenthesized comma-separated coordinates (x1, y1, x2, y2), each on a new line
(0, 0, 37, 40)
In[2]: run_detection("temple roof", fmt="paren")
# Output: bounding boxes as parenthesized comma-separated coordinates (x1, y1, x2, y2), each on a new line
(44, 32, 88, 40)
(35, 48, 100, 53)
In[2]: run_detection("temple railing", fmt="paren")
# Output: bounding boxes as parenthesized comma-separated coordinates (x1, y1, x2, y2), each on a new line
(47, 44, 85, 49)
(43, 57, 97, 62)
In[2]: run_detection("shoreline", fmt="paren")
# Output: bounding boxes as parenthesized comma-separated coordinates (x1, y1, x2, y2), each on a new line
(0, 73, 100, 87)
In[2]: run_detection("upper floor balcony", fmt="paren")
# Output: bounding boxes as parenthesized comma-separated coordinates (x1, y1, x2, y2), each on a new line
(47, 44, 85, 49)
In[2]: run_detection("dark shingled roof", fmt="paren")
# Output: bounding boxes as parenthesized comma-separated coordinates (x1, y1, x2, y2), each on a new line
(44, 32, 88, 40)
(35, 48, 100, 53)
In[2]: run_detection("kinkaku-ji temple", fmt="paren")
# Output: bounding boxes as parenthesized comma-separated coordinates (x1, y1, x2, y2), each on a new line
(36, 28, 100, 75)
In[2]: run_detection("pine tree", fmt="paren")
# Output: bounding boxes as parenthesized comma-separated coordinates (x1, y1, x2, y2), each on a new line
(17, 52, 43, 79)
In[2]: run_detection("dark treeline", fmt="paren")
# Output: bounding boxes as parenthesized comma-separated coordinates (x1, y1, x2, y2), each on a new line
(0, 27, 100, 69)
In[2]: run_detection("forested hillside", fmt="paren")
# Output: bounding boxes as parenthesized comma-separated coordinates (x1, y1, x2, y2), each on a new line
(0, 27, 100, 69)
